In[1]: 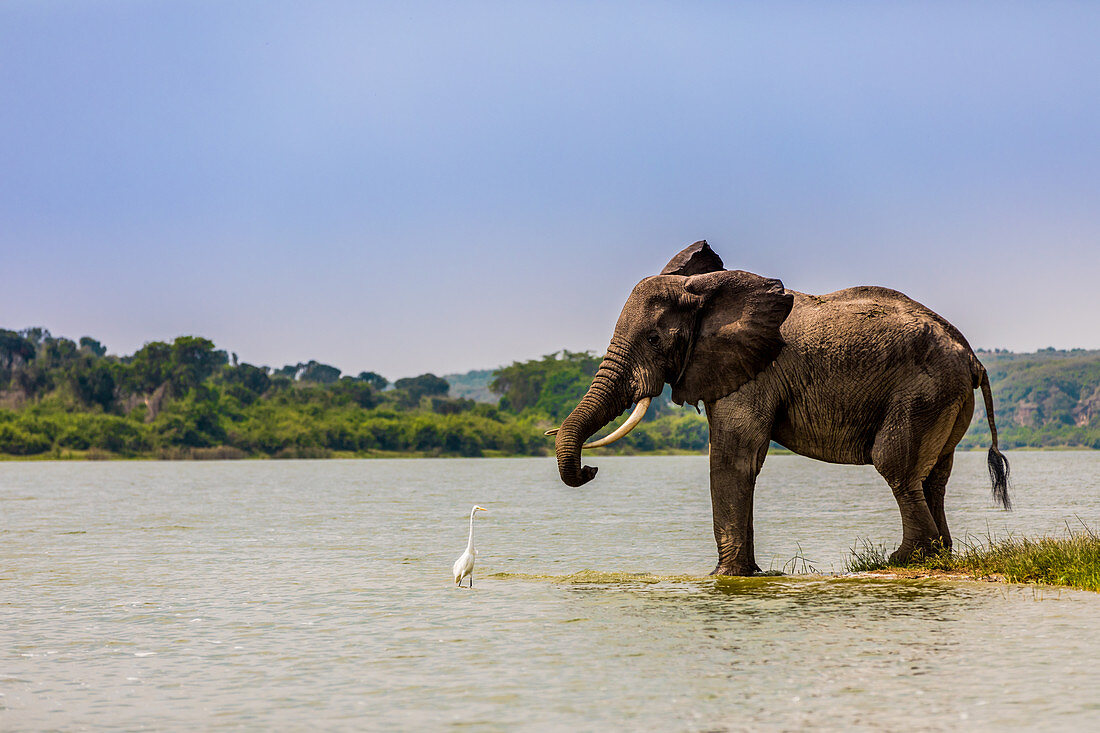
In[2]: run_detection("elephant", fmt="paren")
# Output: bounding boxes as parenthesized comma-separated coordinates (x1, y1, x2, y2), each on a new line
(552, 241, 1010, 576)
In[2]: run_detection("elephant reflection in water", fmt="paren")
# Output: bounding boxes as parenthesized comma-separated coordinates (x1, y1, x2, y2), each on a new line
(551, 241, 1010, 576)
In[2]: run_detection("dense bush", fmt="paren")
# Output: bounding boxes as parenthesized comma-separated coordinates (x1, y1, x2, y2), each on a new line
(0, 422, 51, 455)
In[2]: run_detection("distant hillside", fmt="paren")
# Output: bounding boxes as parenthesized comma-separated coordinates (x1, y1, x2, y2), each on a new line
(961, 348, 1100, 449)
(443, 369, 497, 404)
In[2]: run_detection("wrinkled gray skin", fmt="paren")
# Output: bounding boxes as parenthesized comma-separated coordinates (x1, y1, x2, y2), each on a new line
(555, 241, 1010, 575)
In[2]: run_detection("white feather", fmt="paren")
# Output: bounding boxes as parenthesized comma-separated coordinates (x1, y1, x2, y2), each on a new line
(452, 505, 487, 587)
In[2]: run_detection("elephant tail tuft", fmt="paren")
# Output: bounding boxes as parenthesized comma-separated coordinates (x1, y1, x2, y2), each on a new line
(988, 445, 1011, 510)
(979, 367, 1011, 510)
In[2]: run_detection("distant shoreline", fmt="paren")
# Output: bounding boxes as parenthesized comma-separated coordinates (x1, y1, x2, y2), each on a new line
(2, 336, 1098, 458)
(1, 445, 1095, 462)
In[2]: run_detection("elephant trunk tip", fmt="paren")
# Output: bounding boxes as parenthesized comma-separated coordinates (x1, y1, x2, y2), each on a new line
(561, 464, 598, 488)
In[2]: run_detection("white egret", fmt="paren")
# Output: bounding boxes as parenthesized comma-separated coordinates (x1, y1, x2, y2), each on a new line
(452, 505, 487, 588)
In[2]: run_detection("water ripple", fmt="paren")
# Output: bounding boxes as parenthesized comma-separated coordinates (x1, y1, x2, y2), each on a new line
(1, 454, 1099, 730)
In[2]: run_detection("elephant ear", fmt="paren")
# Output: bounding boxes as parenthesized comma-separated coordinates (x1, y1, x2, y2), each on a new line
(671, 270, 794, 406)
(660, 240, 724, 276)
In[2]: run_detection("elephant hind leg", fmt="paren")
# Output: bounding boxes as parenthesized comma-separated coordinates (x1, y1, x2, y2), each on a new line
(883, 477, 941, 564)
(922, 452, 953, 550)
(922, 395, 973, 550)
(873, 402, 960, 564)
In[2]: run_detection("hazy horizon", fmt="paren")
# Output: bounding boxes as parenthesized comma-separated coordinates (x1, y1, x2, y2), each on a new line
(4, 3, 1098, 378)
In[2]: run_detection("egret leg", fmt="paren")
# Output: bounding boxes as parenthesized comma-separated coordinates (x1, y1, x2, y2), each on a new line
(469, 575, 474, 588)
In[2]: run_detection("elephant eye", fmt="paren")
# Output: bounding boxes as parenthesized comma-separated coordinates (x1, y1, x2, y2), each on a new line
(646, 331, 661, 348)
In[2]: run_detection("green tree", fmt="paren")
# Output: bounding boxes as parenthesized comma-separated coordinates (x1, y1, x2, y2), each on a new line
(126, 341, 172, 393)
(18, 327, 51, 345)
(79, 337, 107, 357)
(69, 359, 117, 411)
(394, 373, 450, 403)
(221, 362, 271, 405)
(13, 363, 50, 399)
(0, 330, 36, 383)
(38, 337, 81, 370)
(357, 371, 389, 390)
(298, 360, 341, 384)
(491, 350, 600, 416)
(333, 378, 379, 408)
(275, 360, 343, 384)
(168, 336, 227, 394)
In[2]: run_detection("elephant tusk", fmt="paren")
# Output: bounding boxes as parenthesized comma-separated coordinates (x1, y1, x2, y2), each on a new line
(581, 397, 651, 449)
(543, 397, 652, 445)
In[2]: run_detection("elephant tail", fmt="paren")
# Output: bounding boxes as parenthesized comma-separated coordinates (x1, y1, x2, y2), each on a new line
(977, 366, 1011, 510)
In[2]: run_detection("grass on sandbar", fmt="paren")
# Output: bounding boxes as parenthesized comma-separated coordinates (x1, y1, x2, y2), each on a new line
(846, 526, 1100, 593)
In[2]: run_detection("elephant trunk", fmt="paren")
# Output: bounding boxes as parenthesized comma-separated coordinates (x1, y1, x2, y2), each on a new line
(555, 345, 634, 487)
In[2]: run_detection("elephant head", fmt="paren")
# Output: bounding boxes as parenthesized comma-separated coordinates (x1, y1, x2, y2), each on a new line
(554, 241, 794, 487)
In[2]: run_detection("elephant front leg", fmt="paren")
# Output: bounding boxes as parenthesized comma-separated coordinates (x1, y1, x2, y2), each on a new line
(706, 402, 771, 576)
(709, 473, 760, 576)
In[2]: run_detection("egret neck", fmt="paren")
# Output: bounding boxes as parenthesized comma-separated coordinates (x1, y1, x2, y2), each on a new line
(466, 506, 478, 555)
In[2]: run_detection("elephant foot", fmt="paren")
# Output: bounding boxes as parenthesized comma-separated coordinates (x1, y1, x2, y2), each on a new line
(889, 537, 949, 566)
(888, 547, 915, 566)
(709, 560, 761, 577)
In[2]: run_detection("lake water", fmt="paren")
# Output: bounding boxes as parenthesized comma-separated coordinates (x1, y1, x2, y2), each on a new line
(3, 452, 1100, 730)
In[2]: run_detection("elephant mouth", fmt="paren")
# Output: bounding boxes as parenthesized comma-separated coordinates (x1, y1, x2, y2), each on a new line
(545, 397, 652, 449)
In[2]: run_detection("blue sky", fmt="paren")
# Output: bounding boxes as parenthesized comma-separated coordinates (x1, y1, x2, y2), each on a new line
(2, 2, 1098, 379)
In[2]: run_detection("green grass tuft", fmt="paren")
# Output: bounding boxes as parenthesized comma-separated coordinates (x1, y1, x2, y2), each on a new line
(846, 539, 893, 573)
(846, 527, 1100, 592)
